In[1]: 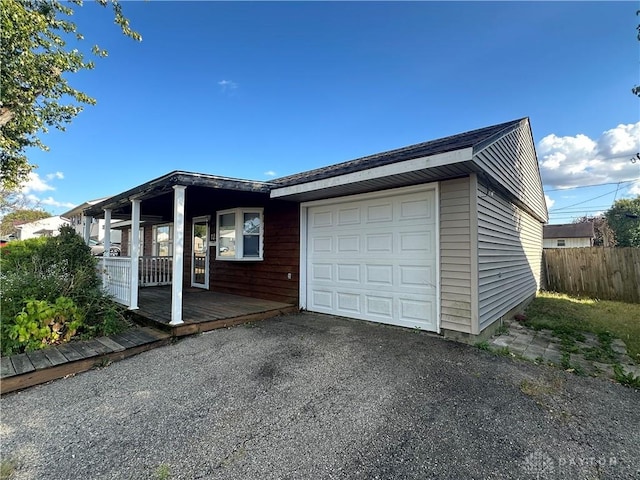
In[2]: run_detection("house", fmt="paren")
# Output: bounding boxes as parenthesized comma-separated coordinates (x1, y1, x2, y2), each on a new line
(14, 215, 70, 240)
(62, 198, 122, 243)
(543, 223, 594, 248)
(83, 118, 547, 339)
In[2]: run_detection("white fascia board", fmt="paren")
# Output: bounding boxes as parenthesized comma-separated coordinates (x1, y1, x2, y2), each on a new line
(270, 147, 473, 199)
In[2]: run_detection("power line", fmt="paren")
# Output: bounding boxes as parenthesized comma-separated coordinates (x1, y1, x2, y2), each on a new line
(549, 187, 627, 212)
(544, 179, 637, 192)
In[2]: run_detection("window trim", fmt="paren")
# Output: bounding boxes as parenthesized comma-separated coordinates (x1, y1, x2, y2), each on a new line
(216, 208, 264, 261)
(127, 227, 145, 256)
(152, 223, 174, 257)
(557, 239, 566, 247)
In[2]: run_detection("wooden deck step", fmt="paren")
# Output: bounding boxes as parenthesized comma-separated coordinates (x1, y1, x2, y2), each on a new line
(0, 326, 171, 395)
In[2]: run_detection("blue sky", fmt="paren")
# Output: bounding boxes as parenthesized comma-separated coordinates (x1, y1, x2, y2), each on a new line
(20, 1, 640, 224)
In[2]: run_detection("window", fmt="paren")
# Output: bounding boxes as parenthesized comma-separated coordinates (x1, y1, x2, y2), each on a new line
(216, 208, 263, 260)
(153, 224, 173, 257)
(557, 239, 566, 247)
(127, 227, 145, 255)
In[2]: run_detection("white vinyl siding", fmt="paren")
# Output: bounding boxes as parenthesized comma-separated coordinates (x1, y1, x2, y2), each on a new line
(439, 177, 473, 333)
(543, 237, 592, 249)
(473, 120, 548, 223)
(477, 183, 542, 331)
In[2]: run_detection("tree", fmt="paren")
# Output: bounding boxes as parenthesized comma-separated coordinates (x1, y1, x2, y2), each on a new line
(0, 0, 141, 189)
(0, 208, 51, 237)
(573, 215, 615, 247)
(604, 196, 640, 247)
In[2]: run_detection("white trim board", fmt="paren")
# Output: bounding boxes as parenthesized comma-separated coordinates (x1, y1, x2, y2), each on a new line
(273, 148, 471, 199)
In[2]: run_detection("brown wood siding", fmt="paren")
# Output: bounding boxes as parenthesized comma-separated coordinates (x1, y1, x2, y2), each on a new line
(210, 200, 300, 304)
(477, 183, 542, 330)
(439, 177, 473, 333)
(473, 120, 548, 223)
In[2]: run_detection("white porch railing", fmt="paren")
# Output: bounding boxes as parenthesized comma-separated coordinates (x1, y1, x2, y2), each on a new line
(98, 256, 173, 308)
(98, 257, 132, 307)
(139, 256, 173, 286)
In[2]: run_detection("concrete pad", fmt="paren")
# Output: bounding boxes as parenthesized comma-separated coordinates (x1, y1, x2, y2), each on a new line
(490, 337, 512, 348)
(522, 345, 546, 361)
(542, 349, 564, 366)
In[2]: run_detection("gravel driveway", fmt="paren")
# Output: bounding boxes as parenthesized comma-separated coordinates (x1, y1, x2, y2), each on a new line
(1, 313, 639, 479)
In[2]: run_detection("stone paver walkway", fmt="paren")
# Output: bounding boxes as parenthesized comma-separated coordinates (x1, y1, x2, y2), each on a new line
(489, 320, 640, 380)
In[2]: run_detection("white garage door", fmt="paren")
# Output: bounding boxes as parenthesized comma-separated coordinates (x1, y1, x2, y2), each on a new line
(304, 186, 438, 332)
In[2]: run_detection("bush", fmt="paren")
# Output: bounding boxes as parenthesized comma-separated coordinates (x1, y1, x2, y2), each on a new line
(7, 297, 83, 352)
(1, 226, 128, 356)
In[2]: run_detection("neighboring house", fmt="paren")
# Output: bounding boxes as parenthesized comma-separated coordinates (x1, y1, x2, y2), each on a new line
(62, 198, 122, 243)
(14, 216, 70, 240)
(83, 118, 548, 339)
(543, 223, 594, 248)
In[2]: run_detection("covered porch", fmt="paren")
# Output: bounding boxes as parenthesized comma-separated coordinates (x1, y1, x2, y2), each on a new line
(132, 287, 298, 337)
(82, 171, 299, 330)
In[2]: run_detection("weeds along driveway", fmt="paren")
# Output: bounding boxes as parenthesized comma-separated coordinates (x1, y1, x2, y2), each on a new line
(1, 313, 639, 480)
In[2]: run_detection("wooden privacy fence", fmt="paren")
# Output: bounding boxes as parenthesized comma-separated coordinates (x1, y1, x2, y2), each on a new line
(543, 247, 640, 303)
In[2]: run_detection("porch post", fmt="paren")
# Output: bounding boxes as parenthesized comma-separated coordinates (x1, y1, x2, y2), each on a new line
(170, 185, 186, 325)
(103, 209, 112, 288)
(103, 209, 112, 256)
(82, 215, 92, 244)
(130, 198, 141, 310)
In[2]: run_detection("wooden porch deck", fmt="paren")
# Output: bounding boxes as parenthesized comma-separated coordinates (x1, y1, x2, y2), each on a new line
(132, 287, 298, 336)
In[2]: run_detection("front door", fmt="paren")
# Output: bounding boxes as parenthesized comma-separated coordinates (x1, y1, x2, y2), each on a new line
(191, 216, 210, 288)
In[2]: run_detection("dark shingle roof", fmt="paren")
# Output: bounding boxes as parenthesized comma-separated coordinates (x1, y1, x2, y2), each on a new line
(272, 118, 525, 187)
(543, 223, 594, 239)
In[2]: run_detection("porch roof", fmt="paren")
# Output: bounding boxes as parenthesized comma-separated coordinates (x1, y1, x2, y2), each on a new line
(85, 171, 273, 217)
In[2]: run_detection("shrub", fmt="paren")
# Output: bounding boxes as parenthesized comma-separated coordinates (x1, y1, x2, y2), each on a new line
(7, 297, 83, 352)
(1, 226, 128, 356)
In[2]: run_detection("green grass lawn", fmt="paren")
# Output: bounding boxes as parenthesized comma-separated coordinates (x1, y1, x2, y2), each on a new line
(524, 291, 640, 363)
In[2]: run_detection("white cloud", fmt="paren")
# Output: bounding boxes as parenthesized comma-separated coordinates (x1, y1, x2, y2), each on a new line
(218, 79, 238, 92)
(40, 197, 76, 209)
(544, 194, 555, 209)
(46, 171, 64, 180)
(630, 179, 640, 196)
(264, 170, 277, 177)
(14, 171, 74, 212)
(537, 122, 640, 189)
(21, 172, 55, 193)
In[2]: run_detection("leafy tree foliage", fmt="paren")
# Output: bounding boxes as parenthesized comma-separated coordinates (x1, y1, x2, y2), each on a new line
(573, 215, 615, 247)
(0, 208, 51, 236)
(604, 196, 640, 247)
(0, 0, 140, 189)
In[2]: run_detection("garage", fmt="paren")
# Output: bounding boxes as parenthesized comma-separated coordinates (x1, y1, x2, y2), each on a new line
(302, 185, 439, 332)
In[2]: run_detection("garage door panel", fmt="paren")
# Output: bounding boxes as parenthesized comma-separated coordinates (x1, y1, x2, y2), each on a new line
(338, 207, 360, 225)
(367, 203, 393, 223)
(400, 198, 432, 220)
(337, 236, 359, 253)
(311, 290, 333, 310)
(365, 295, 394, 319)
(399, 297, 436, 327)
(400, 265, 436, 289)
(365, 264, 393, 285)
(306, 186, 438, 332)
(366, 233, 393, 253)
(311, 263, 333, 281)
(336, 292, 360, 314)
(311, 210, 333, 227)
(336, 264, 360, 283)
(312, 236, 332, 252)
